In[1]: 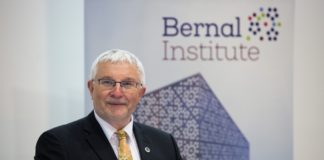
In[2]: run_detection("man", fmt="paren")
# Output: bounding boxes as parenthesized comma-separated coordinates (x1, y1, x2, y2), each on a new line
(35, 49, 182, 160)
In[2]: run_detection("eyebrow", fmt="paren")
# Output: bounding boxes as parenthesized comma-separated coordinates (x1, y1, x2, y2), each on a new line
(97, 76, 113, 80)
(98, 76, 138, 82)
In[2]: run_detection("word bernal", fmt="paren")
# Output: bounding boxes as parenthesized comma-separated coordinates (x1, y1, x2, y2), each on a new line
(162, 17, 260, 61)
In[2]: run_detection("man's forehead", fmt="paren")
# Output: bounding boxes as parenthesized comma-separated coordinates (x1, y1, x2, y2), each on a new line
(96, 62, 140, 77)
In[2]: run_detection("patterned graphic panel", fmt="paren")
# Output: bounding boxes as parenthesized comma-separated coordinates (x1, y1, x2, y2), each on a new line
(134, 73, 249, 160)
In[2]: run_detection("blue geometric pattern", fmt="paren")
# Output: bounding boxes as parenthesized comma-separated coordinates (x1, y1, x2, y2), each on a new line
(134, 73, 249, 160)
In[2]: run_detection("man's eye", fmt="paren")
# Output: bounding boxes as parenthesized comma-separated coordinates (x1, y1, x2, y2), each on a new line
(121, 81, 134, 87)
(101, 80, 115, 85)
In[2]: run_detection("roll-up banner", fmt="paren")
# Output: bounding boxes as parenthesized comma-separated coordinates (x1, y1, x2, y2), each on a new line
(85, 1, 293, 159)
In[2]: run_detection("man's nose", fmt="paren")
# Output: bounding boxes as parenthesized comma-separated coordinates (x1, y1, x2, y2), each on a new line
(110, 83, 124, 97)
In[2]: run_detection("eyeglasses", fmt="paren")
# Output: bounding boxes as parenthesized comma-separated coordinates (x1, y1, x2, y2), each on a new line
(94, 79, 142, 90)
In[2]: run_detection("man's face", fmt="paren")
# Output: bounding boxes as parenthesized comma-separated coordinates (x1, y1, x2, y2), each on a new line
(88, 62, 146, 127)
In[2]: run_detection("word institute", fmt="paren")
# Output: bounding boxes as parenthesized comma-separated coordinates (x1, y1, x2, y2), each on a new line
(162, 40, 259, 61)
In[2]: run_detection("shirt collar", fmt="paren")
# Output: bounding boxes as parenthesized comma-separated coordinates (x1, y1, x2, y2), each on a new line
(94, 111, 134, 140)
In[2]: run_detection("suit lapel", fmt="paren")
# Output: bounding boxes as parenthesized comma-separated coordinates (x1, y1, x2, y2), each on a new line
(133, 122, 152, 160)
(83, 112, 117, 160)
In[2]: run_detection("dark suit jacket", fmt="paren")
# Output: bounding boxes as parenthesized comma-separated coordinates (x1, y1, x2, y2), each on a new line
(35, 112, 182, 160)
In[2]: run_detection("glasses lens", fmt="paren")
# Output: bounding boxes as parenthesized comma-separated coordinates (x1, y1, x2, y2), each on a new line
(120, 81, 136, 89)
(99, 79, 115, 88)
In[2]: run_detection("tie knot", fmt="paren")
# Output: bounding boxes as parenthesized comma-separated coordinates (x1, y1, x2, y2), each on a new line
(116, 130, 127, 140)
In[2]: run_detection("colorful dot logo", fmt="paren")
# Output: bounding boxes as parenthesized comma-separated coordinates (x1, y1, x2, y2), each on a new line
(246, 7, 282, 42)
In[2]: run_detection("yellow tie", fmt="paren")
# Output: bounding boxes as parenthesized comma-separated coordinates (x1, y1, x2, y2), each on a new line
(116, 130, 133, 160)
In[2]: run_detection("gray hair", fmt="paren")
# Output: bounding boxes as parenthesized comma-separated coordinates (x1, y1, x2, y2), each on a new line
(89, 49, 146, 85)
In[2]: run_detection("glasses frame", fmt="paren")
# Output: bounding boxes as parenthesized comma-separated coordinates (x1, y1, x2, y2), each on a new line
(93, 78, 143, 90)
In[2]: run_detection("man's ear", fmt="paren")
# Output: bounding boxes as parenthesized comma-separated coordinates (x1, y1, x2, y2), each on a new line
(87, 80, 94, 97)
(140, 86, 146, 97)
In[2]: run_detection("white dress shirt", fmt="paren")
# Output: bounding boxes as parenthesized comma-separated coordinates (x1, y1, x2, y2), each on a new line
(94, 111, 141, 160)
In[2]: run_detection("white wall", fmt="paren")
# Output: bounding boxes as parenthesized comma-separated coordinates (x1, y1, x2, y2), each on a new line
(46, 0, 85, 127)
(294, 0, 324, 159)
(0, 1, 48, 159)
(0, 0, 84, 159)
(0, 0, 323, 159)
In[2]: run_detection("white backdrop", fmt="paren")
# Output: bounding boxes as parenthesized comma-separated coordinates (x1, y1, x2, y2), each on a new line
(85, 1, 292, 160)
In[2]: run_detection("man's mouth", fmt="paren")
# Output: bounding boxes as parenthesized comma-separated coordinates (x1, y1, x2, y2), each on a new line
(106, 98, 127, 106)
